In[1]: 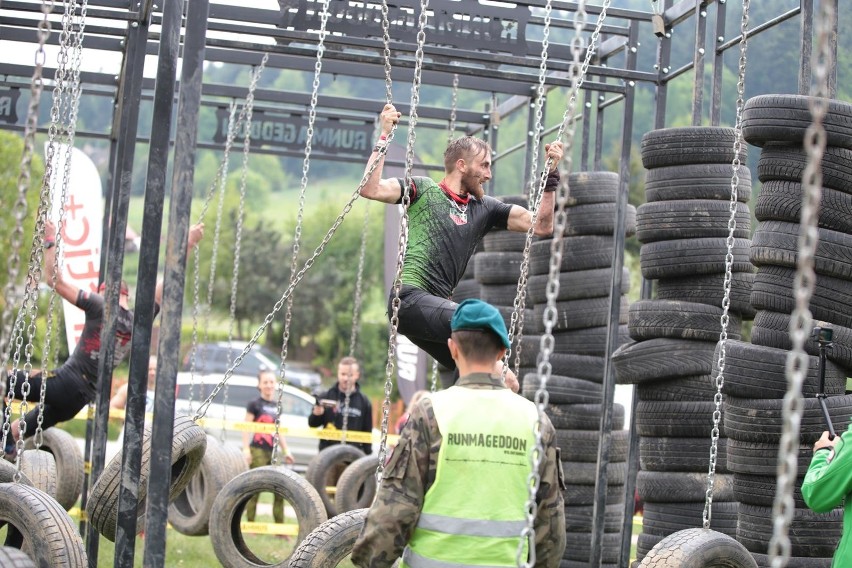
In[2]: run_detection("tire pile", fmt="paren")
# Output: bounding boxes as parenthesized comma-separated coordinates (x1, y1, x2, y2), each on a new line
(619, 126, 756, 562)
(517, 171, 634, 567)
(723, 94, 852, 567)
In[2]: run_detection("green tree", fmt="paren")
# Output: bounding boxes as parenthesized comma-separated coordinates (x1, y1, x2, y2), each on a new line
(0, 132, 44, 325)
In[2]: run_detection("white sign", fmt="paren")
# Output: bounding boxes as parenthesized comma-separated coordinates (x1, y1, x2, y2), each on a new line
(48, 143, 103, 352)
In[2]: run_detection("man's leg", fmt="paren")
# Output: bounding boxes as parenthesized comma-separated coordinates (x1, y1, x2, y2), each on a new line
(390, 287, 457, 370)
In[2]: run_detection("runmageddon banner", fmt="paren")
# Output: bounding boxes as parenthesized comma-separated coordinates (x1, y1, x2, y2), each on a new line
(212, 109, 374, 154)
(278, 0, 529, 56)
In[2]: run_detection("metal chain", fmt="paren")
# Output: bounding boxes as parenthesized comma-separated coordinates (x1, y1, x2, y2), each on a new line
(339, 206, 371, 445)
(504, 0, 552, 380)
(349, 206, 370, 359)
(703, 0, 750, 529)
(447, 73, 459, 145)
(35, 0, 89, 448)
(376, 0, 429, 483)
(430, 358, 438, 393)
(193, 9, 398, 427)
(1, 1, 63, 476)
(273, 0, 331, 463)
(221, 56, 267, 441)
(516, 2, 604, 565)
(768, 2, 832, 566)
(503, 0, 611, 387)
(188, 101, 239, 413)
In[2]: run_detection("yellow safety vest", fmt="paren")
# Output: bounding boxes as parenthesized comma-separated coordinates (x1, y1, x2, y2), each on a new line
(401, 386, 538, 567)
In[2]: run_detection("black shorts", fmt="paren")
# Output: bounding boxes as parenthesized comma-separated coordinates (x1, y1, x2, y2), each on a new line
(387, 285, 458, 371)
(4, 368, 95, 437)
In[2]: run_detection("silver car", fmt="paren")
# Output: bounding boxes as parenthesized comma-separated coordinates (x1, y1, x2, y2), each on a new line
(182, 341, 323, 392)
(174, 373, 318, 471)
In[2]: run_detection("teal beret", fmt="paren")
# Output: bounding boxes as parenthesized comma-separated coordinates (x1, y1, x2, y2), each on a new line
(450, 299, 510, 349)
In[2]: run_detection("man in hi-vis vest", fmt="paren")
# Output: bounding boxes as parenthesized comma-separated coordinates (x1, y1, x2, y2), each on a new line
(352, 298, 566, 567)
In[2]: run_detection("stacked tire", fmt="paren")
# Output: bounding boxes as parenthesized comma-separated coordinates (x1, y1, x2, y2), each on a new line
(723, 94, 852, 567)
(621, 126, 755, 561)
(470, 195, 534, 389)
(521, 171, 634, 566)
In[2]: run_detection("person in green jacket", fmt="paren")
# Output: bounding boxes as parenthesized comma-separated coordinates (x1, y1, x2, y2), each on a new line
(802, 427, 852, 566)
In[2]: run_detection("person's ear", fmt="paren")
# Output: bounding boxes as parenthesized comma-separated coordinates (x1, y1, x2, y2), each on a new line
(448, 337, 459, 360)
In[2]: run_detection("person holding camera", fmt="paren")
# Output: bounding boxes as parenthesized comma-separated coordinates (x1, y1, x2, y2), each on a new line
(308, 356, 373, 454)
(352, 299, 565, 567)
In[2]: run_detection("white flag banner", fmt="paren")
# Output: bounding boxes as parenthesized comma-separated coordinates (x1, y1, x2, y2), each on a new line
(48, 142, 103, 353)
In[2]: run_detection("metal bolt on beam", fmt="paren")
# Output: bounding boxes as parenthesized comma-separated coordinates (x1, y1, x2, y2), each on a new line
(698, 47, 705, 54)
(717, 35, 724, 42)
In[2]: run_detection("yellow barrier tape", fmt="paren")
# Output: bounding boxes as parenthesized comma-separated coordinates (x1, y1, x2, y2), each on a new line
(240, 521, 299, 536)
(68, 507, 88, 521)
(83, 461, 91, 475)
(11, 401, 399, 445)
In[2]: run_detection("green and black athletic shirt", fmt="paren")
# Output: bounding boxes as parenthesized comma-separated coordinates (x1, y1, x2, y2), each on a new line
(396, 176, 513, 299)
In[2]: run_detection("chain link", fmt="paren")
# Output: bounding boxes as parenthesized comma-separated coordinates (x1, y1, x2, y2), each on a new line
(1, 1, 62, 479)
(516, 2, 598, 564)
(349, 206, 370, 359)
(188, 102, 239, 413)
(503, 0, 611, 391)
(703, 0, 750, 529)
(221, 56, 267, 441)
(376, 0, 429, 483)
(430, 358, 438, 393)
(447, 73, 459, 145)
(768, 2, 832, 566)
(35, 0, 89, 448)
(273, 0, 331, 463)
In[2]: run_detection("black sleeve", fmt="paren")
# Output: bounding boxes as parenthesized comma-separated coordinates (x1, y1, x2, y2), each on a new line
(308, 408, 331, 428)
(484, 195, 513, 231)
(394, 177, 421, 205)
(76, 290, 104, 315)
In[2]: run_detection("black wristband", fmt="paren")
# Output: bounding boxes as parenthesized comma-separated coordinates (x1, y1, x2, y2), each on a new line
(44, 240, 56, 250)
(543, 170, 560, 193)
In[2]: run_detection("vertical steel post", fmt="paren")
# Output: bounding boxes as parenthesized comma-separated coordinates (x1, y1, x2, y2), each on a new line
(799, 0, 814, 95)
(581, 88, 593, 171)
(84, 3, 152, 564)
(654, 0, 674, 130)
(142, 0, 209, 564)
(710, 0, 727, 125)
(487, 94, 498, 195)
(589, 19, 639, 568)
(594, 91, 605, 171)
(692, 1, 708, 125)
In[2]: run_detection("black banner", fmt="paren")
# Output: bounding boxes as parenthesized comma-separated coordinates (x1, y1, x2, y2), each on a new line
(0, 88, 20, 125)
(212, 108, 373, 154)
(279, 0, 528, 56)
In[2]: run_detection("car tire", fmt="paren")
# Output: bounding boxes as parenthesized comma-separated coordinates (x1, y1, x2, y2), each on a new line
(209, 465, 327, 568)
(87, 414, 207, 541)
(288, 508, 371, 568)
(305, 444, 366, 517)
(18, 449, 57, 499)
(24, 427, 83, 510)
(0, 546, 36, 568)
(334, 455, 379, 514)
(0, 483, 86, 567)
(169, 436, 234, 536)
(638, 528, 757, 567)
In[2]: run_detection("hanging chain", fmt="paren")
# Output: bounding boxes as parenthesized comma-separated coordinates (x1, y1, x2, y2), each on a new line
(447, 73, 459, 145)
(430, 359, 438, 393)
(503, 0, 611, 387)
(35, 0, 89, 449)
(516, 1, 610, 565)
(188, 101, 239, 412)
(768, 2, 832, 566)
(349, 206, 370, 359)
(703, 0, 750, 529)
(376, 0, 429, 483)
(504, 0, 552, 381)
(1, 1, 65, 475)
(221, 57, 267, 441)
(273, 0, 331, 463)
(0, 0, 55, 365)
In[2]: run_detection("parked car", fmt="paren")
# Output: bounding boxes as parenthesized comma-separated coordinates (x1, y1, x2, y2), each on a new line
(174, 373, 318, 471)
(181, 341, 323, 391)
